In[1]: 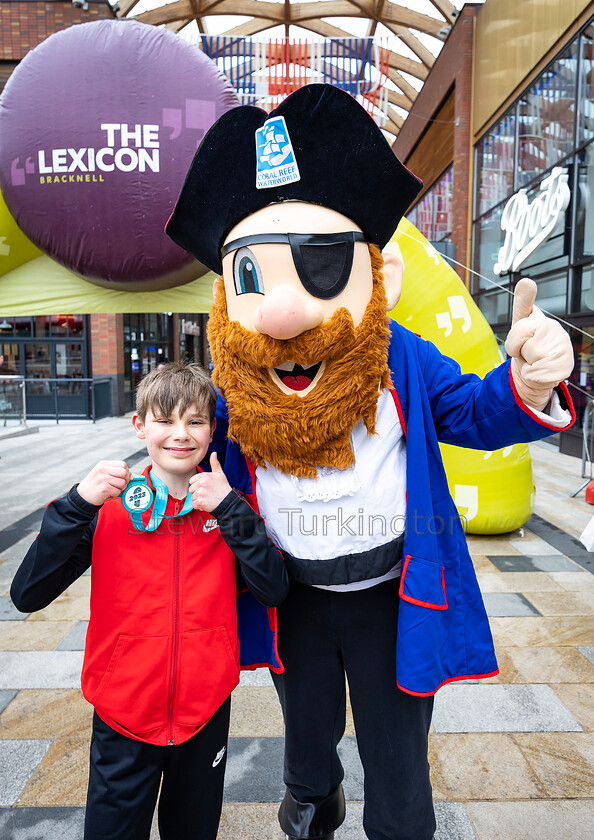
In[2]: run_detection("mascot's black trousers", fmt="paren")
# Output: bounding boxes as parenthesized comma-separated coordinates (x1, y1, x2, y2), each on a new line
(272, 578, 436, 840)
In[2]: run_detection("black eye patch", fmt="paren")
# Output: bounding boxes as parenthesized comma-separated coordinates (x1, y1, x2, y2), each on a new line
(221, 231, 367, 300)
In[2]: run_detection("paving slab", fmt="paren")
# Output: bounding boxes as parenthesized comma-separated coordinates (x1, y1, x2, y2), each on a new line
(434, 802, 477, 840)
(56, 621, 88, 651)
(487, 554, 582, 573)
(224, 737, 285, 803)
(0, 689, 17, 715)
(224, 737, 365, 803)
(509, 539, 562, 556)
(465, 799, 594, 840)
(482, 592, 540, 616)
(0, 596, 28, 620)
(239, 668, 275, 687)
(0, 807, 85, 840)
(578, 646, 594, 666)
(433, 684, 582, 732)
(0, 652, 83, 689)
(0, 741, 51, 806)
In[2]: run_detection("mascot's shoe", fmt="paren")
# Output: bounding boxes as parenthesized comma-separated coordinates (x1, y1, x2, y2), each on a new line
(286, 836, 334, 840)
(279, 785, 345, 840)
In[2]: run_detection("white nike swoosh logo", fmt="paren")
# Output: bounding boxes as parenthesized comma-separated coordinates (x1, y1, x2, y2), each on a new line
(212, 746, 226, 767)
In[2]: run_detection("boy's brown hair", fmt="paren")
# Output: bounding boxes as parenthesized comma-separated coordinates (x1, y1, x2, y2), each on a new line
(135, 362, 217, 423)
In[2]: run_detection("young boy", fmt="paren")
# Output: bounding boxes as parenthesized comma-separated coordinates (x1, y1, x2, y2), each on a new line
(11, 362, 288, 840)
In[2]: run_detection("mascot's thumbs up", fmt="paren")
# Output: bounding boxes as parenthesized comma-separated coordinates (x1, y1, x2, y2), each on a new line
(504, 277, 574, 412)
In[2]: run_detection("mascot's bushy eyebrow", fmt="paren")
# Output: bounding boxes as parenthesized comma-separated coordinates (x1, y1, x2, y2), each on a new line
(166, 83, 422, 275)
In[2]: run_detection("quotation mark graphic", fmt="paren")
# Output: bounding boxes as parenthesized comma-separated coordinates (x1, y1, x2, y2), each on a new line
(162, 99, 216, 140)
(436, 296, 472, 337)
(10, 156, 35, 186)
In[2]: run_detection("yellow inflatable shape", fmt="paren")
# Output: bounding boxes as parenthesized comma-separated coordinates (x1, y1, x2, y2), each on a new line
(386, 218, 533, 535)
(0, 188, 43, 277)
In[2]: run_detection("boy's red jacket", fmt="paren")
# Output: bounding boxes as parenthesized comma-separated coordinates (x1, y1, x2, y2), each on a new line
(83, 488, 240, 745)
(11, 467, 288, 746)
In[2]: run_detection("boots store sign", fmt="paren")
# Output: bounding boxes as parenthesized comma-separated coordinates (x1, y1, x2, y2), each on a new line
(494, 167, 570, 276)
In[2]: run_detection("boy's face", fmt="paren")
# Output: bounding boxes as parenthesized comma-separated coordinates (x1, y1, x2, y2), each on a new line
(132, 402, 214, 485)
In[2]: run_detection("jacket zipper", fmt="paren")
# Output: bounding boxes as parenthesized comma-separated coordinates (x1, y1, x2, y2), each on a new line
(167, 500, 181, 745)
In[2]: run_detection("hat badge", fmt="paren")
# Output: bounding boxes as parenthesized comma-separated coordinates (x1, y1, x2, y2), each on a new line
(255, 116, 301, 190)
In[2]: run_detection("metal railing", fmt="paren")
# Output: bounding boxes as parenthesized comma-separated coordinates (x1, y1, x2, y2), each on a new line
(0, 377, 113, 424)
(0, 376, 27, 427)
(571, 399, 594, 497)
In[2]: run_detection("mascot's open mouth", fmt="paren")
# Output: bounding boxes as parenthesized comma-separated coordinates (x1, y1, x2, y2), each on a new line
(271, 360, 325, 393)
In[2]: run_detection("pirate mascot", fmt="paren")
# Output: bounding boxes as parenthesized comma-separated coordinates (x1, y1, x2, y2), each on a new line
(167, 85, 575, 840)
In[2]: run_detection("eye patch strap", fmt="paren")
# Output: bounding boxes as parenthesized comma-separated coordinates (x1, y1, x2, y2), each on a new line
(220, 231, 367, 259)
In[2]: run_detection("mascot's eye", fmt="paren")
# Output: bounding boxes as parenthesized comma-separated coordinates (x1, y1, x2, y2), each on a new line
(232, 247, 264, 296)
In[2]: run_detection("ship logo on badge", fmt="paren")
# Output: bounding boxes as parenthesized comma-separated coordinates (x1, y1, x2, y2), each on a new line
(255, 116, 300, 190)
(122, 481, 153, 514)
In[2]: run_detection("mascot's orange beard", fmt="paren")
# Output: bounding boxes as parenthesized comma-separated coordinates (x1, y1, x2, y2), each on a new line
(207, 244, 393, 479)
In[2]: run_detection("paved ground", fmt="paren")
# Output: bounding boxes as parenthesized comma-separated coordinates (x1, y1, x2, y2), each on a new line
(0, 417, 593, 839)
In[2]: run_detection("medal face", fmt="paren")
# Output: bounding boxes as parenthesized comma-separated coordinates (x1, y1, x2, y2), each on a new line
(122, 480, 154, 513)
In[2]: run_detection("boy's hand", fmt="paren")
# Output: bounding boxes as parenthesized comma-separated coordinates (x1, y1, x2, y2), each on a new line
(505, 278, 574, 412)
(77, 460, 132, 506)
(190, 453, 231, 513)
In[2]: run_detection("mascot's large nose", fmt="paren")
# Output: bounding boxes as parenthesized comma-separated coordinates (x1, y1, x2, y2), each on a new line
(254, 285, 324, 339)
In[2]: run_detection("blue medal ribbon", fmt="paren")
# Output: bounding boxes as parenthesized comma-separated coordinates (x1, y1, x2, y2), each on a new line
(126, 470, 194, 532)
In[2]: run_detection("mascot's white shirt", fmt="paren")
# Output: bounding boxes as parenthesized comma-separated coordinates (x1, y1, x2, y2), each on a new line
(255, 389, 407, 591)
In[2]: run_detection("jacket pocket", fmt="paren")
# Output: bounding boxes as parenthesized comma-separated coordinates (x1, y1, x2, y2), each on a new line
(176, 626, 240, 726)
(91, 634, 170, 736)
(399, 555, 448, 610)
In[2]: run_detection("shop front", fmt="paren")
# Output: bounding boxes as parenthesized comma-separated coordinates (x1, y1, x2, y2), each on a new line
(0, 314, 92, 419)
(471, 17, 594, 456)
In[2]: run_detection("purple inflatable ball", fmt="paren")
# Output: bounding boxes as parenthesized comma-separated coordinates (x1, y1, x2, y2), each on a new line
(0, 19, 239, 289)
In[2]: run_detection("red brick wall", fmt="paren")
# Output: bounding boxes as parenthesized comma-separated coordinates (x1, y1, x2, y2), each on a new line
(90, 312, 124, 377)
(393, 5, 478, 287)
(1, 1, 113, 61)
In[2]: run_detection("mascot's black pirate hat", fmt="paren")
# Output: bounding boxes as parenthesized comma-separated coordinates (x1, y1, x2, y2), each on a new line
(166, 83, 422, 275)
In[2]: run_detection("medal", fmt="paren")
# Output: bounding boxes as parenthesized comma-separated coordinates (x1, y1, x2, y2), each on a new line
(124, 471, 194, 532)
(122, 476, 154, 513)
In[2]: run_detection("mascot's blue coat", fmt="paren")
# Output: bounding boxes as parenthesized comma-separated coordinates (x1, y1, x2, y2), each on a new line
(221, 322, 572, 696)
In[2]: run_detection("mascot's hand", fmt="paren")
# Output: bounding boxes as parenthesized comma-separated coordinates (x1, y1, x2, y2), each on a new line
(505, 278, 574, 412)
(77, 460, 132, 506)
(190, 453, 231, 512)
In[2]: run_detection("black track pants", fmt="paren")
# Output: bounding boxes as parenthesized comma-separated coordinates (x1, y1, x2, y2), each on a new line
(84, 696, 231, 840)
(271, 579, 436, 840)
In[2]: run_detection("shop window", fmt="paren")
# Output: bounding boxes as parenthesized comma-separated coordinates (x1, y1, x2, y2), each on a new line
(532, 270, 567, 316)
(476, 290, 511, 325)
(517, 41, 577, 187)
(56, 343, 83, 395)
(0, 343, 19, 374)
(576, 142, 594, 259)
(14, 317, 33, 336)
(573, 264, 594, 313)
(34, 316, 50, 338)
(567, 326, 594, 429)
(473, 205, 505, 291)
(25, 344, 51, 393)
(476, 111, 516, 216)
(406, 168, 453, 243)
(579, 24, 594, 144)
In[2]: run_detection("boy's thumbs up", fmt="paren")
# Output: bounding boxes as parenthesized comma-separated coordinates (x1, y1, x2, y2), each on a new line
(210, 452, 223, 473)
(190, 451, 231, 512)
